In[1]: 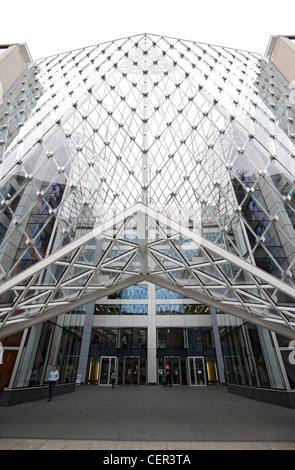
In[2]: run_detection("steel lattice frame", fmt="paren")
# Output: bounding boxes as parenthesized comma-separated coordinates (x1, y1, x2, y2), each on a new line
(1, 203, 295, 339)
(1, 34, 295, 339)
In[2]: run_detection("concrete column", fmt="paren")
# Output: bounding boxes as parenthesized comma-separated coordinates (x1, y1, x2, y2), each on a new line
(147, 282, 157, 384)
(77, 302, 95, 383)
(210, 308, 225, 384)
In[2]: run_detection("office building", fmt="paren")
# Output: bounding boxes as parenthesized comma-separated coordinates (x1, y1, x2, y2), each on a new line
(1, 34, 295, 405)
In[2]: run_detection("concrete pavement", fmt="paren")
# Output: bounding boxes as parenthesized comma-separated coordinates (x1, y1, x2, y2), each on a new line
(1, 385, 295, 450)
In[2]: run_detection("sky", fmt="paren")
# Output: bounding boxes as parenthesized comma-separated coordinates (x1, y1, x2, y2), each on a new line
(1, 0, 295, 60)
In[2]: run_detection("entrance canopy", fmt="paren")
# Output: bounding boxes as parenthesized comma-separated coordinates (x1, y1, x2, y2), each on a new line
(1, 203, 295, 339)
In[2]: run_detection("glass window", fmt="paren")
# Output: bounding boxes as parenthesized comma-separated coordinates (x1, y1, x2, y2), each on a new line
(187, 327, 215, 353)
(156, 304, 184, 314)
(89, 327, 147, 356)
(157, 327, 215, 354)
(12, 320, 82, 388)
(197, 305, 211, 315)
(157, 328, 185, 349)
(156, 304, 203, 314)
(220, 324, 272, 388)
(94, 304, 147, 315)
(118, 328, 147, 349)
(155, 286, 183, 299)
(89, 328, 118, 356)
(129, 304, 147, 315)
(108, 284, 148, 299)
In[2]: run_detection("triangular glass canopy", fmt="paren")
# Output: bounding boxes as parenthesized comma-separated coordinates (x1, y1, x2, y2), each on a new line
(1, 34, 295, 338)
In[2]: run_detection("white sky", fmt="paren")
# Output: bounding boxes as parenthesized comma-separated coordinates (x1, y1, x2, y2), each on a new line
(1, 0, 295, 60)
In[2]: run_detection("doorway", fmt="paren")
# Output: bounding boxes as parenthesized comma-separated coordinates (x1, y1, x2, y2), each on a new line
(98, 356, 117, 385)
(164, 356, 181, 385)
(188, 356, 206, 385)
(124, 356, 139, 385)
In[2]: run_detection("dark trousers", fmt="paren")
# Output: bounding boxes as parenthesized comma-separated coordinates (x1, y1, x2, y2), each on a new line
(48, 381, 56, 399)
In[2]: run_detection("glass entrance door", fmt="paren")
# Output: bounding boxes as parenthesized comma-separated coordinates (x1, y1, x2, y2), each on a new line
(164, 356, 181, 385)
(188, 356, 206, 386)
(98, 356, 116, 385)
(124, 356, 139, 385)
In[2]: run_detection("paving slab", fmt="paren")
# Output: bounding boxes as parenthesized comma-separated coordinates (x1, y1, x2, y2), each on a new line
(1, 385, 295, 449)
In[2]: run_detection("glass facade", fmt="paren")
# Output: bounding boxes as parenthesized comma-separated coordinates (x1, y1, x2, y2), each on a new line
(108, 284, 148, 299)
(1, 34, 295, 338)
(157, 327, 214, 353)
(217, 311, 289, 389)
(87, 327, 147, 385)
(86, 323, 218, 386)
(11, 312, 83, 388)
(95, 304, 148, 315)
(156, 304, 209, 315)
(156, 327, 218, 385)
(0, 34, 295, 398)
(89, 327, 147, 356)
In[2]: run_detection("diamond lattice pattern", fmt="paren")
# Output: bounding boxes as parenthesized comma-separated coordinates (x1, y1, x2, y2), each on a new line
(0, 34, 295, 338)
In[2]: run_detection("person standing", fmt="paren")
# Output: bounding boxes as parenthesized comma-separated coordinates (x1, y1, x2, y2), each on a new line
(167, 370, 172, 387)
(47, 365, 59, 401)
(110, 370, 116, 389)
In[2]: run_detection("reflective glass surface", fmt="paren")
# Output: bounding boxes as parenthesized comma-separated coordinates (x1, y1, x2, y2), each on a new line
(1, 34, 295, 337)
(94, 304, 147, 315)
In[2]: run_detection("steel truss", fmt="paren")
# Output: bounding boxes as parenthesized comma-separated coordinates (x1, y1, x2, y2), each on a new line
(1, 34, 295, 340)
(0, 203, 295, 339)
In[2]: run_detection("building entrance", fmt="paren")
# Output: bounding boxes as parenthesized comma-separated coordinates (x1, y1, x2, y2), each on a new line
(98, 356, 117, 385)
(164, 356, 181, 385)
(124, 356, 140, 385)
(188, 356, 206, 386)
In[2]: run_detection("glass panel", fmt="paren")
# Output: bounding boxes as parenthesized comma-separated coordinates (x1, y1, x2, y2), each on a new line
(99, 357, 109, 384)
(110, 357, 116, 375)
(189, 357, 196, 385)
(124, 357, 139, 385)
(108, 284, 148, 299)
(87, 357, 99, 384)
(195, 358, 206, 385)
(63, 355, 80, 384)
(165, 357, 181, 385)
(2, 34, 295, 338)
(155, 286, 183, 299)
(98, 356, 116, 385)
(188, 357, 207, 386)
(206, 358, 219, 385)
(139, 357, 146, 385)
(224, 356, 244, 385)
